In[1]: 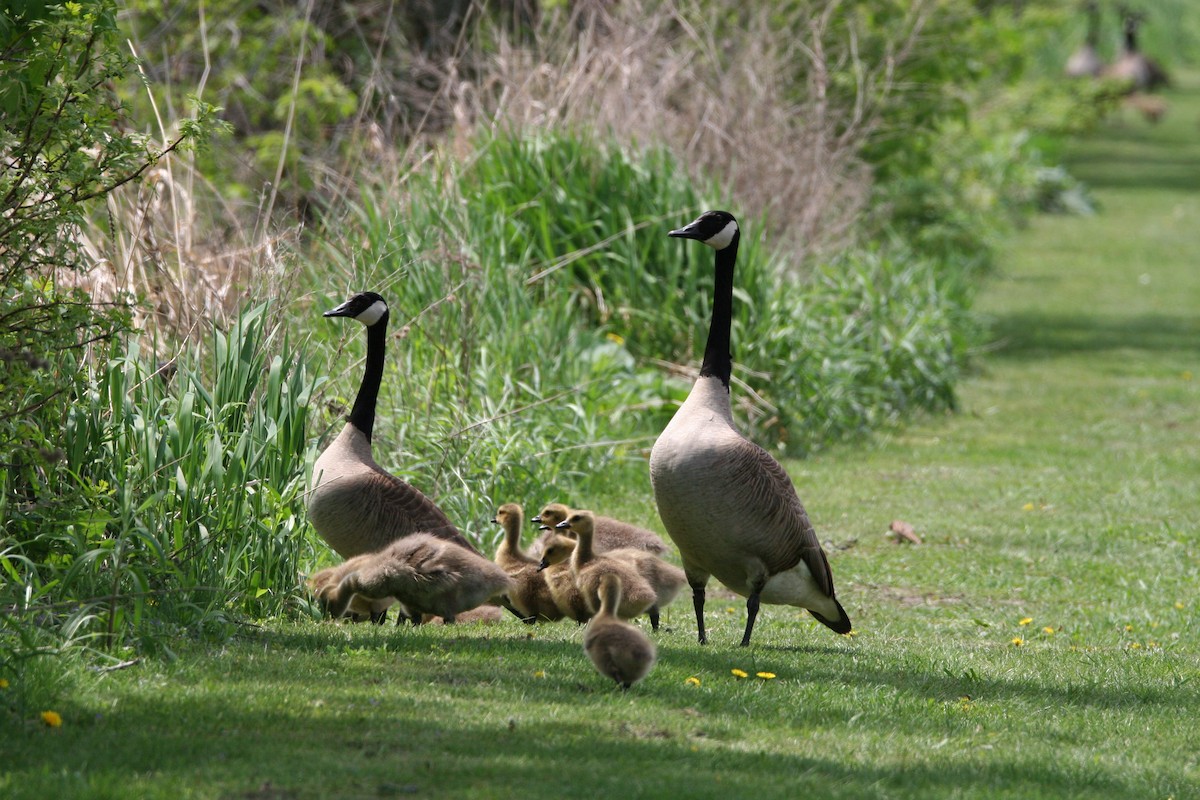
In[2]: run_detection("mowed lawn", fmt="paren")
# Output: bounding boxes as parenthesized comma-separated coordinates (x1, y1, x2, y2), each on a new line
(3, 84, 1198, 800)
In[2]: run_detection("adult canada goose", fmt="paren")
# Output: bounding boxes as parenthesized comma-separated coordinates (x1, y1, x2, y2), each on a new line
(491, 503, 564, 623)
(530, 503, 669, 556)
(535, 535, 594, 622)
(1104, 10, 1169, 92)
(308, 292, 476, 558)
(583, 574, 657, 690)
(1065, 1, 1105, 78)
(649, 211, 852, 646)
(555, 511, 657, 620)
(555, 510, 685, 631)
(319, 533, 514, 624)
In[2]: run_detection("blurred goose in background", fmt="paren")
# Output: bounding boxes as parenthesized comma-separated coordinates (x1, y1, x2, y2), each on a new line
(1104, 9, 1169, 92)
(1065, 1, 1105, 78)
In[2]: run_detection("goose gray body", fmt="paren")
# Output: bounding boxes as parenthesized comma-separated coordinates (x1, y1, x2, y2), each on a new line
(649, 211, 851, 646)
(307, 292, 475, 559)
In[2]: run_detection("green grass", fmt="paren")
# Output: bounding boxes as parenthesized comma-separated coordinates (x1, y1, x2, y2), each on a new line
(3, 76, 1199, 800)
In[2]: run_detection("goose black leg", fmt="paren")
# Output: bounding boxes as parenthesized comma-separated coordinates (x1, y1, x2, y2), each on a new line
(741, 592, 761, 647)
(692, 585, 707, 645)
(648, 605, 661, 632)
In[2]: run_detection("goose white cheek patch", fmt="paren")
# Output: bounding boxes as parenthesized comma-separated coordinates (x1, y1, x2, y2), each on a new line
(357, 299, 388, 326)
(703, 220, 739, 250)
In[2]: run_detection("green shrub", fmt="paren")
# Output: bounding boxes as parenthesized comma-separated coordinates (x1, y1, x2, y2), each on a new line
(1, 304, 319, 667)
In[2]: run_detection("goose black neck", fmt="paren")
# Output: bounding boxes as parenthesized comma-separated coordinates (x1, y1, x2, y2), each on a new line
(348, 313, 388, 440)
(699, 237, 738, 385)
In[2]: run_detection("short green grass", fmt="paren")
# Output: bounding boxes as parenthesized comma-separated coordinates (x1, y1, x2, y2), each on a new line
(3, 79, 1199, 800)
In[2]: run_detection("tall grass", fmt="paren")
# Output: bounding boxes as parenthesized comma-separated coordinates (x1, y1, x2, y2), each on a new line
(1, 303, 318, 675)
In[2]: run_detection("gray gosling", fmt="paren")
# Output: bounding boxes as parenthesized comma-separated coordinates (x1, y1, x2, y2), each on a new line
(530, 502, 668, 557)
(491, 503, 564, 623)
(583, 573, 657, 690)
(553, 509, 685, 631)
(308, 292, 476, 559)
(555, 511, 656, 621)
(307, 564, 394, 623)
(321, 533, 514, 624)
(535, 536, 593, 623)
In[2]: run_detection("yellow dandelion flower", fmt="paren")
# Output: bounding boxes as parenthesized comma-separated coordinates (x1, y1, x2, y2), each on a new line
(533, 670, 546, 678)
(40, 711, 62, 728)
(0, 678, 9, 689)
(730, 669, 749, 679)
(1042, 627, 1056, 635)
(842, 630, 858, 638)
(1124, 624, 1134, 632)
(756, 672, 776, 680)
(1128, 642, 1142, 650)
(1011, 637, 1024, 647)
(1174, 602, 1185, 610)
(1182, 371, 1193, 381)
(1021, 502, 1035, 511)
(605, 332, 626, 346)
(1019, 617, 1033, 626)
(685, 676, 702, 687)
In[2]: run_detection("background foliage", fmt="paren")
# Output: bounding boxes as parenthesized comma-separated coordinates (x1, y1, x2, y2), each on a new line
(1, 0, 1154, 686)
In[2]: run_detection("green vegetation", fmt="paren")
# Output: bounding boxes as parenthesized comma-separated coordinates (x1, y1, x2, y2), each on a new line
(3, 1, 1197, 795)
(2, 84, 1197, 796)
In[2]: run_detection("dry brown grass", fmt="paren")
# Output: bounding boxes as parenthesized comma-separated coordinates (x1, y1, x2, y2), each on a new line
(436, 0, 936, 265)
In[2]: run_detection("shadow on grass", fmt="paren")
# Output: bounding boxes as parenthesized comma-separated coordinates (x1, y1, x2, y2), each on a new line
(988, 310, 1200, 359)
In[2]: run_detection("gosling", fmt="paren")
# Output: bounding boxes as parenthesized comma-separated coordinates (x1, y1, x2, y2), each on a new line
(583, 573, 657, 690)
(536, 535, 593, 623)
(491, 503, 563, 623)
(307, 563, 394, 623)
(321, 533, 514, 624)
(531, 503, 669, 557)
(556, 511, 656, 621)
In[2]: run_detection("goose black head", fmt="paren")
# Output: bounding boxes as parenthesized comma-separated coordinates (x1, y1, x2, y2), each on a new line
(325, 292, 389, 326)
(669, 210, 739, 251)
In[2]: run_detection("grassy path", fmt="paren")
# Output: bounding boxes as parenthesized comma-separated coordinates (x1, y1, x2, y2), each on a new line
(3, 84, 1199, 800)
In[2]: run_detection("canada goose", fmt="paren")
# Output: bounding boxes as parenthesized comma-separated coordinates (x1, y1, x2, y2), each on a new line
(1065, 1, 1105, 78)
(307, 564, 394, 623)
(530, 503, 669, 556)
(555, 511, 657, 620)
(320, 533, 514, 624)
(649, 211, 852, 646)
(1104, 10, 1169, 92)
(554, 510, 685, 631)
(535, 535, 594, 623)
(491, 503, 564, 623)
(308, 291, 476, 559)
(583, 574, 657, 690)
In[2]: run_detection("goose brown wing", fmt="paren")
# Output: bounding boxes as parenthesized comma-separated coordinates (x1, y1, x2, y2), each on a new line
(370, 466, 477, 553)
(741, 440, 837, 598)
